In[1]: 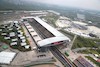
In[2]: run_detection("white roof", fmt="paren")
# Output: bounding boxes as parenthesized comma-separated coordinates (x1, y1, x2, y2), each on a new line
(10, 42, 17, 46)
(14, 21, 18, 24)
(9, 28, 13, 31)
(1, 33, 7, 35)
(25, 45, 30, 49)
(24, 22, 29, 24)
(0, 29, 2, 31)
(18, 30, 22, 32)
(22, 16, 67, 37)
(22, 39, 26, 42)
(20, 36, 25, 39)
(27, 25, 32, 29)
(34, 36, 42, 42)
(7, 27, 10, 28)
(0, 51, 16, 64)
(21, 42, 26, 46)
(34, 17, 65, 37)
(18, 34, 23, 37)
(29, 28, 34, 32)
(38, 37, 70, 47)
(4, 37, 10, 40)
(10, 32, 15, 37)
(12, 38, 18, 42)
(31, 32, 38, 37)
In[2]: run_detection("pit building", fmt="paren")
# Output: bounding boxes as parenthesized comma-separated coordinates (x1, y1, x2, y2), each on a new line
(22, 17, 71, 51)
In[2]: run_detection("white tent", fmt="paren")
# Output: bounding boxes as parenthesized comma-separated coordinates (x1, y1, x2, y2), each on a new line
(10, 42, 17, 46)
(0, 51, 16, 64)
(0, 29, 2, 31)
(21, 39, 26, 42)
(10, 32, 15, 37)
(20, 36, 25, 39)
(21, 42, 26, 46)
(14, 21, 18, 24)
(4, 37, 10, 40)
(9, 28, 13, 31)
(25, 45, 30, 49)
(18, 34, 23, 37)
(12, 38, 18, 42)
(1, 33, 7, 36)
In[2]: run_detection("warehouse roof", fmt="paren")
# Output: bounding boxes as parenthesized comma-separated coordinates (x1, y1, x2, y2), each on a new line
(0, 51, 16, 64)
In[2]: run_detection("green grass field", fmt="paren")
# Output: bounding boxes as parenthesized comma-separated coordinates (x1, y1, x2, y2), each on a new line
(72, 36, 100, 49)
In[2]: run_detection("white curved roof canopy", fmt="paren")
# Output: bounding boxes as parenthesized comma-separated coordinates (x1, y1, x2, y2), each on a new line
(37, 37, 70, 47)
(34, 17, 65, 37)
(34, 17, 71, 47)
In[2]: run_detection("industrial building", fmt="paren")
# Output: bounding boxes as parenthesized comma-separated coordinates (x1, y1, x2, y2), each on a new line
(0, 51, 16, 64)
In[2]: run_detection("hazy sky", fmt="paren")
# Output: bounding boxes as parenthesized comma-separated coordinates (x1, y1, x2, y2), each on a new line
(31, 0, 100, 11)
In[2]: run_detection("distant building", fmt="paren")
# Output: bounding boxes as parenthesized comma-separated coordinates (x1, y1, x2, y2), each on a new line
(21, 42, 26, 46)
(20, 36, 25, 39)
(21, 39, 26, 42)
(0, 29, 2, 31)
(0, 51, 16, 64)
(18, 34, 23, 37)
(77, 13, 85, 20)
(1, 33, 7, 36)
(9, 28, 13, 31)
(47, 10, 60, 15)
(25, 45, 30, 49)
(10, 32, 15, 37)
(12, 38, 18, 42)
(10, 42, 17, 46)
(4, 37, 10, 40)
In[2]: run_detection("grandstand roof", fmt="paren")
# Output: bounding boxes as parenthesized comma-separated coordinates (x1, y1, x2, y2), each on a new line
(38, 37, 70, 47)
(34, 17, 65, 37)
